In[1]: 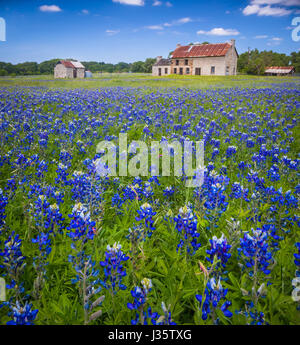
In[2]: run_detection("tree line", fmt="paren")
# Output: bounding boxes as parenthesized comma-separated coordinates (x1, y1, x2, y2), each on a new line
(0, 49, 299, 76)
(0, 58, 156, 76)
(237, 49, 300, 75)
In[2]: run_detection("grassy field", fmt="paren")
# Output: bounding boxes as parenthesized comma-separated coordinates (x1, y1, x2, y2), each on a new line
(0, 73, 299, 89)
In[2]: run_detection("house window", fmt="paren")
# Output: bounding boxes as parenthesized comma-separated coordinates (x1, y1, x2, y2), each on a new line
(179, 68, 183, 75)
(186, 67, 190, 74)
(165, 68, 168, 74)
(226, 66, 230, 75)
(185, 59, 188, 66)
(174, 68, 177, 74)
(176, 60, 179, 66)
(211, 66, 215, 75)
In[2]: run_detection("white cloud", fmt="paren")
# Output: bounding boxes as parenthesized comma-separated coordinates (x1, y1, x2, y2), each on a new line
(145, 17, 191, 31)
(254, 34, 269, 38)
(106, 29, 120, 35)
(112, 0, 144, 5)
(82, 9, 89, 14)
(243, 0, 297, 17)
(146, 25, 164, 30)
(197, 27, 240, 36)
(166, 1, 173, 7)
(252, 0, 300, 5)
(177, 17, 192, 24)
(163, 17, 192, 27)
(243, 4, 261, 14)
(153, 0, 162, 5)
(226, 10, 231, 14)
(267, 36, 283, 45)
(39, 5, 62, 12)
(243, 4, 292, 15)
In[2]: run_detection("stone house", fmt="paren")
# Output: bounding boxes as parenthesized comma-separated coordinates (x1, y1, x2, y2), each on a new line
(152, 56, 172, 76)
(153, 40, 238, 76)
(54, 60, 85, 79)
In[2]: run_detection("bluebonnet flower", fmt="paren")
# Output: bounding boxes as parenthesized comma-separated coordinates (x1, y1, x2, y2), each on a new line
(67, 203, 96, 242)
(59, 149, 72, 164)
(163, 186, 175, 197)
(196, 277, 232, 322)
(5, 301, 38, 325)
(136, 203, 156, 237)
(100, 242, 129, 293)
(230, 182, 243, 199)
(152, 302, 176, 325)
(68, 253, 104, 324)
(142, 182, 154, 199)
(226, 146, 237, 158)
(238, 228, 273, 275)
(112, 193, 123, 209)
(0, 188, 8, 232)
(31, 232, 51, 266)
(236, 301, 267, 325)
(295, 242, 300, 277)
(0, 231, 26, 291)
(55, 163, 69, 184)
(206, 234, 231, 269)
(267, 164, 281, 182)
(174, 206, 200, 255)
(127, 278, 157, 325)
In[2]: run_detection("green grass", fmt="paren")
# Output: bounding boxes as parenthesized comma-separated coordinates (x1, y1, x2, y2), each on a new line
(0, 73, 299, 89)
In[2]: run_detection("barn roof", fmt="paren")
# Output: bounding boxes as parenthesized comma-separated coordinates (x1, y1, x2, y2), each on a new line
(71, 61, 85, 69)
(58, 60, 85, 69)
(265, 66, 295, 74)
(59, 60, 75, 68)
(171, 42, 232, 58)
(153, 58, 172, 66)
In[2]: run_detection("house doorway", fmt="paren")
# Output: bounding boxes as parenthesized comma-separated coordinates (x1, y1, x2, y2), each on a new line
(158, 68, 162, 76)
(195, 68, 201, 75)
(73, 69, 77, 78)
(179, 68, 183, 75)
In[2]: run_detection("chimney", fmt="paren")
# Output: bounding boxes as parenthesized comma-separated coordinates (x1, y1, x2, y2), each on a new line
(176, 43, 181, 48)
(156, 56, 162, 62)
(230, 39, 235, 47)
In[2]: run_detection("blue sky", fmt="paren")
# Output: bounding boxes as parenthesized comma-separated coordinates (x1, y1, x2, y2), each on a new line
(0, 0, 299, 63)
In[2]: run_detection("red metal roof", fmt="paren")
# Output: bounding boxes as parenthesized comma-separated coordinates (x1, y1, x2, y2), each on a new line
(172, 43, 232, 58)
(266, 66, 294, 70)
(59, 60, 76, 69)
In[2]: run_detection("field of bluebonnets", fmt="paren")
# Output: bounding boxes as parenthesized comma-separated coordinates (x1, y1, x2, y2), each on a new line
(0, 76, 299, 325)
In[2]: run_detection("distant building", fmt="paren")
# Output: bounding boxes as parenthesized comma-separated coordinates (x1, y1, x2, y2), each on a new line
(265, 66, 295, 76)
(152, 56, 172, 76)
(153, 40, 238, 76)
(85, 70, 93, 78)
(54, 60, 85, 79)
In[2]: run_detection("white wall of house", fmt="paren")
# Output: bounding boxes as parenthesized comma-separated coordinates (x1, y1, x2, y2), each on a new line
(193, 56, 227, 76)
(76, 68, 85, 79)
(192, 47, 237, 76)
(225, 44, 238, 76)
(54, 64, 74, 78)
(152, 66, 171, 76)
